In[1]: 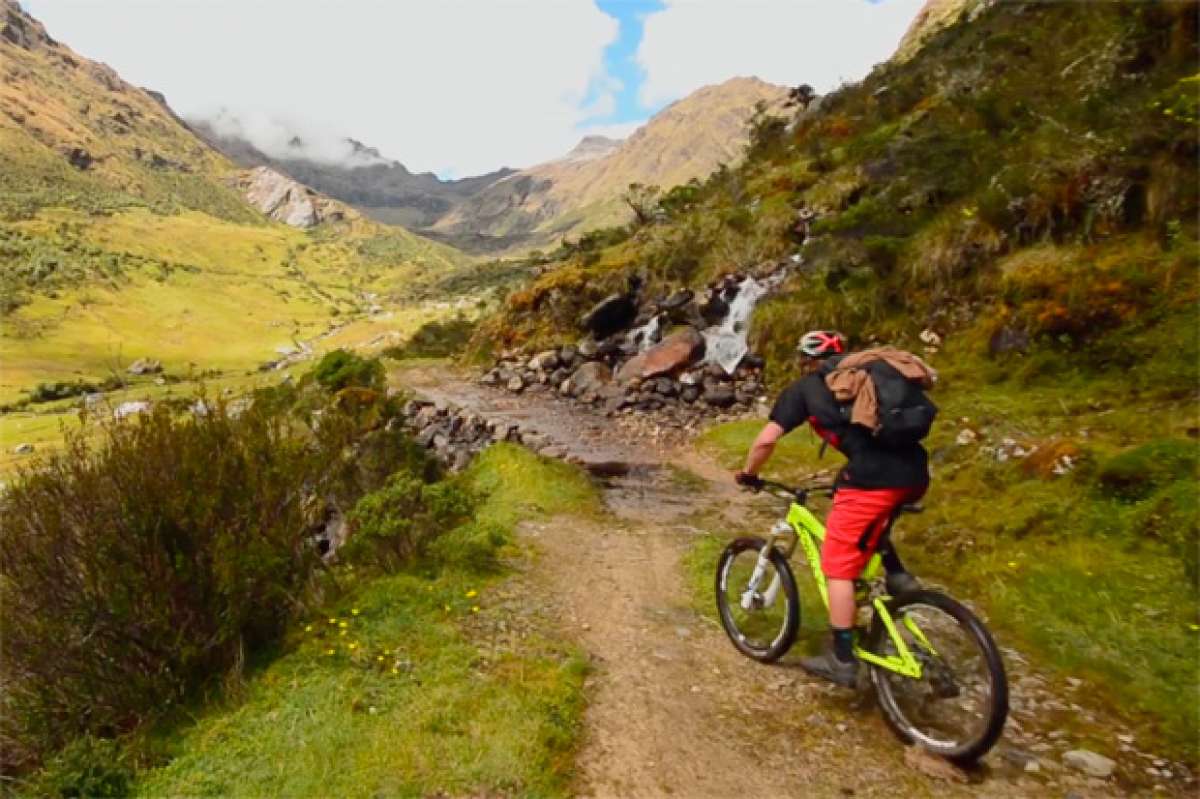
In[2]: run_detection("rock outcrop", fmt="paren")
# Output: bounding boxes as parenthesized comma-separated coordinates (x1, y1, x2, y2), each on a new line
(233, 167, 352, 228)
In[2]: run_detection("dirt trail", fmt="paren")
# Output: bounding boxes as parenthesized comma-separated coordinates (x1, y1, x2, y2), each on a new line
(394, 364, 1153, 798)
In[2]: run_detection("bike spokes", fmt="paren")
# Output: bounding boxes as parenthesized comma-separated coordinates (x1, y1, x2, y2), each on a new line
(716, 540, 799, 661)
(870, 596, 1006, 760)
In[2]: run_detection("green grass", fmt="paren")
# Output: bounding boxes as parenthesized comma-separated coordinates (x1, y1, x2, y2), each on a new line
(133, 571, 586, 799)
(465, 443, 604, 527)
(695, 418, 828, 482)
(121, 443, 600, 798)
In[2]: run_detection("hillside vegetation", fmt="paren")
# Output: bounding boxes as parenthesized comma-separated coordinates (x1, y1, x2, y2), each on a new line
(473, 0, 1199, 758)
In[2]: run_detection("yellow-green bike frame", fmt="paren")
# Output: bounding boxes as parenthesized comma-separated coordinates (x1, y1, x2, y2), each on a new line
(766, 502, 937, 679)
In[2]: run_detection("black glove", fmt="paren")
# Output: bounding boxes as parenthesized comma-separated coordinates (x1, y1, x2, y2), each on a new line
(735, 471, 764, 491)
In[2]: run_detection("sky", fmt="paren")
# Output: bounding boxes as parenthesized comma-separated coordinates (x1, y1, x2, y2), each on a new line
(23, 0, 924, 179)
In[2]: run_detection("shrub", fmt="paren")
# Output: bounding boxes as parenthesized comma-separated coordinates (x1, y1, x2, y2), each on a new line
(0, 386, 414, 770)
(29, 380, 98, 403)
(343, 475, 474, 570)
(427, 520, 510, 574)
(311, 349, 384, 393)
(382, 316, 477, 360)
(1130, 479, 1200, 584)
(29, 736, 134, 799)
(1097, 439, 1199, 501)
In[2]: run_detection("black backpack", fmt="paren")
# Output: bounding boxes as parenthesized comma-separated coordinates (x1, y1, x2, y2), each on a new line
(865, 360, 937, 447)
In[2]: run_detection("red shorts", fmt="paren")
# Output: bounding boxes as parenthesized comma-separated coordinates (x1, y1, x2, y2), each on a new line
(820, 486, 926, 580)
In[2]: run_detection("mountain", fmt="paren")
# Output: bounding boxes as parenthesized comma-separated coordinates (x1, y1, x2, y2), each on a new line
(429, 77, 791, 250)
(189, 115, 515, 232)
(0, 0, 470, 408)
(191, 78, 788, 255)
(0, 0, 251, 220)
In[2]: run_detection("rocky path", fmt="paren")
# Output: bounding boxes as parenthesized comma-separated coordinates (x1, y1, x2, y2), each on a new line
(393, 363, 1186, 798)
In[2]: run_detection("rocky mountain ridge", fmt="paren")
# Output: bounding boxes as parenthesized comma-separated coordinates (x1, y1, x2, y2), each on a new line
(429, 77, 790, 251)
(189, 115, 516, 232)
(192, 77, 789, 254)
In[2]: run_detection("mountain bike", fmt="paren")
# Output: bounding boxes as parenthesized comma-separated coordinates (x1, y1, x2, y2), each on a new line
(715, 478, 1008, 764)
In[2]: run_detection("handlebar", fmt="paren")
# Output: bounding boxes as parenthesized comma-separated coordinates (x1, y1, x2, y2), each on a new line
(736, 473, 834, 504)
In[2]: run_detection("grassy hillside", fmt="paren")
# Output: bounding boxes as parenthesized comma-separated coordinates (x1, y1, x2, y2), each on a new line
(0, 0, 479, 432)
(472, 0, 1199, 759)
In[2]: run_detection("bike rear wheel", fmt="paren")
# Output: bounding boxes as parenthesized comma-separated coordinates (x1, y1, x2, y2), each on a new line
(715, 537, 800, 662)
(866, 590, 1008, 764)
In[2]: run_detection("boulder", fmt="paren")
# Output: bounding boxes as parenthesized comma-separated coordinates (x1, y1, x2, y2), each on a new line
(680, 386, 700, 404)
(127, 358, 162, 375)
(699, 293, 729, 325)
(658, 289, 694, 311)
(739, 353, 766, 370)
(566, 361, 612, 396)
(577, 339, 600, 359)
(615, 327, 704, 383)
(654, 377, 678, 397)
(703, 385, 736, 408)
(530, 349, 560, 371)
(1062, 750, 1116, 779)
(580, 294, 637, 340)
(559, 345, 578, 366)
(113, 400, 151, 419)
(506, 375, 525, 393)
(479, 370, 500, 386)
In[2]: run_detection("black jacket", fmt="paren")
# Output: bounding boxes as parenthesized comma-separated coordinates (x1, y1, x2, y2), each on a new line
(768, 370, 929, 489)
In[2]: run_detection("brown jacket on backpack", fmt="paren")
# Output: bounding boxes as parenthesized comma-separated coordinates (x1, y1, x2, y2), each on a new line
(824, 348, 937, 432)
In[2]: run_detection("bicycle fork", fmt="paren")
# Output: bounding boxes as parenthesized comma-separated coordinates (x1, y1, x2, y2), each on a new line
(740, 522, 795, 611)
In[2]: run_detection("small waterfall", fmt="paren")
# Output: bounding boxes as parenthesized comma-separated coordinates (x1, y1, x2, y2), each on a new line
(702, 271, 787, 374)
(625, 314, 663, 352)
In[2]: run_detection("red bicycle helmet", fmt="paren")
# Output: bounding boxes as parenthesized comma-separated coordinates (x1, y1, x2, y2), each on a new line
(797, 330, 847, 358)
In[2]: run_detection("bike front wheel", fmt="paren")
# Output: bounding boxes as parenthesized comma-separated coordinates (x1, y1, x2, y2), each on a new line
(715, 537, 800, 662)
(865, 590, 1008, 764)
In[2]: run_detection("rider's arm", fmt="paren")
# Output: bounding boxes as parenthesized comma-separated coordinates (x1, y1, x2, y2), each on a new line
(742, 421, 786, 476)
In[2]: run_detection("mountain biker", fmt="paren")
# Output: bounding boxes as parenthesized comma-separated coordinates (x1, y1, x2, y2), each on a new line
(734, 330, 927, 687)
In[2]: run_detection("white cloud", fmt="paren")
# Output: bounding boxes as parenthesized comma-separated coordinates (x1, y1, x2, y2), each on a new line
(19, 0, 923, 177)
(636, 0, 925, 108)
(22, 0, 619, 177)
(204, 108, 390, 167)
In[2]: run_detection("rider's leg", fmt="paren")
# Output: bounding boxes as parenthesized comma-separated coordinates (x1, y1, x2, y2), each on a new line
(879, 541, 906, 574)
(827, 577, 858, 663)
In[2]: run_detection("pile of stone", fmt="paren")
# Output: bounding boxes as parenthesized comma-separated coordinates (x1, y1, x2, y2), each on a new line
(398, 397, 526, 472)
(479, 326, 767, 421)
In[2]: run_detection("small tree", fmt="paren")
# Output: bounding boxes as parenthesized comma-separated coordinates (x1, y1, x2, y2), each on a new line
(622, 182, 661, 226)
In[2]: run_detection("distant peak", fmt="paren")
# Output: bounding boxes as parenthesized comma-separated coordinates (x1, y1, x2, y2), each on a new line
(560, 135, 623, 164)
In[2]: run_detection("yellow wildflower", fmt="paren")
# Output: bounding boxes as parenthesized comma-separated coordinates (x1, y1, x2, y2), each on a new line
(325, 648, 335, 656)
(351, 608, 361, 616)
(304, 625, 313, 633)
(339, 629, 348, 636)
(338, 620, 348, 628)
(1007, 561, 1018, 568)
(348, 642, 358, 651)
(466, 590, 478, 599)
(471, 606, 480, 613)
(328, 618, 337, 625)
